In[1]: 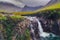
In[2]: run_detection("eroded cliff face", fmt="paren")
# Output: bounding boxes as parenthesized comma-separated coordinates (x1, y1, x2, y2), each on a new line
(37, 9, 60, 35)
(38, 16, 60, 35)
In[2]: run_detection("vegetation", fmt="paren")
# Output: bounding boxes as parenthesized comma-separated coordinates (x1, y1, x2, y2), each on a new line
(0, 15, 30, 40)
(0, 9, 60, 40)
(12, 3, 60, 15)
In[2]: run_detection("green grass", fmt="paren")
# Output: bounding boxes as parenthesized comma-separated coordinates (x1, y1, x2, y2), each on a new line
(0, 15, 31, 40)
(12, 3, 60, 15)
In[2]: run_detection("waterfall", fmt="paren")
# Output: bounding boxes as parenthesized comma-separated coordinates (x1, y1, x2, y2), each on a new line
(25, 16, 50, 38)
(36, 18, 50, 37)
(25, 16, 55, 38)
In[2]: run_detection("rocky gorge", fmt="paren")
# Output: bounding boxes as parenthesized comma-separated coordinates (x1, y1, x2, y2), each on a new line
(0, 9, 60, 40)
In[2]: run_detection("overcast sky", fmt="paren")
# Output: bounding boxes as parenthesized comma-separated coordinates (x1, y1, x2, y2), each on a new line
(20, 0, 51, 7)
(0, 0, 59, 12)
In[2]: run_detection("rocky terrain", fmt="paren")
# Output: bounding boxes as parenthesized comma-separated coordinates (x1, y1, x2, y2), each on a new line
(0, 9, 60, 40)
(23, 9, 60, 40)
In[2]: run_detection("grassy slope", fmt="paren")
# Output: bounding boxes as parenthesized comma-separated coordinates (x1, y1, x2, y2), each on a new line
(0, 15, 31, 40)
(12, 2, 60, 15)
(0, 3, 60, 15)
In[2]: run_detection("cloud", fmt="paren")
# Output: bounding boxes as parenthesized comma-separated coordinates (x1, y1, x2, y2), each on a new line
(20, 0, 51, 7)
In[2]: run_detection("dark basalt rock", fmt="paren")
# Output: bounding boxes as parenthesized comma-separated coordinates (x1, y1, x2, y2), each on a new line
(37, 9, 60, 36)
(23, 9, 60, 36)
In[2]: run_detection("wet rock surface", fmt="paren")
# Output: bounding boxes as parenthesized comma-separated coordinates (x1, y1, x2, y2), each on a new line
(23, 9, 60, 35)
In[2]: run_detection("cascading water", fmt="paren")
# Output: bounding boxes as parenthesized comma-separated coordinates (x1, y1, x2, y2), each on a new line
(25, 17, 50, 37)
(36, 18, 50, 37)
(25, 16, 56, 40)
